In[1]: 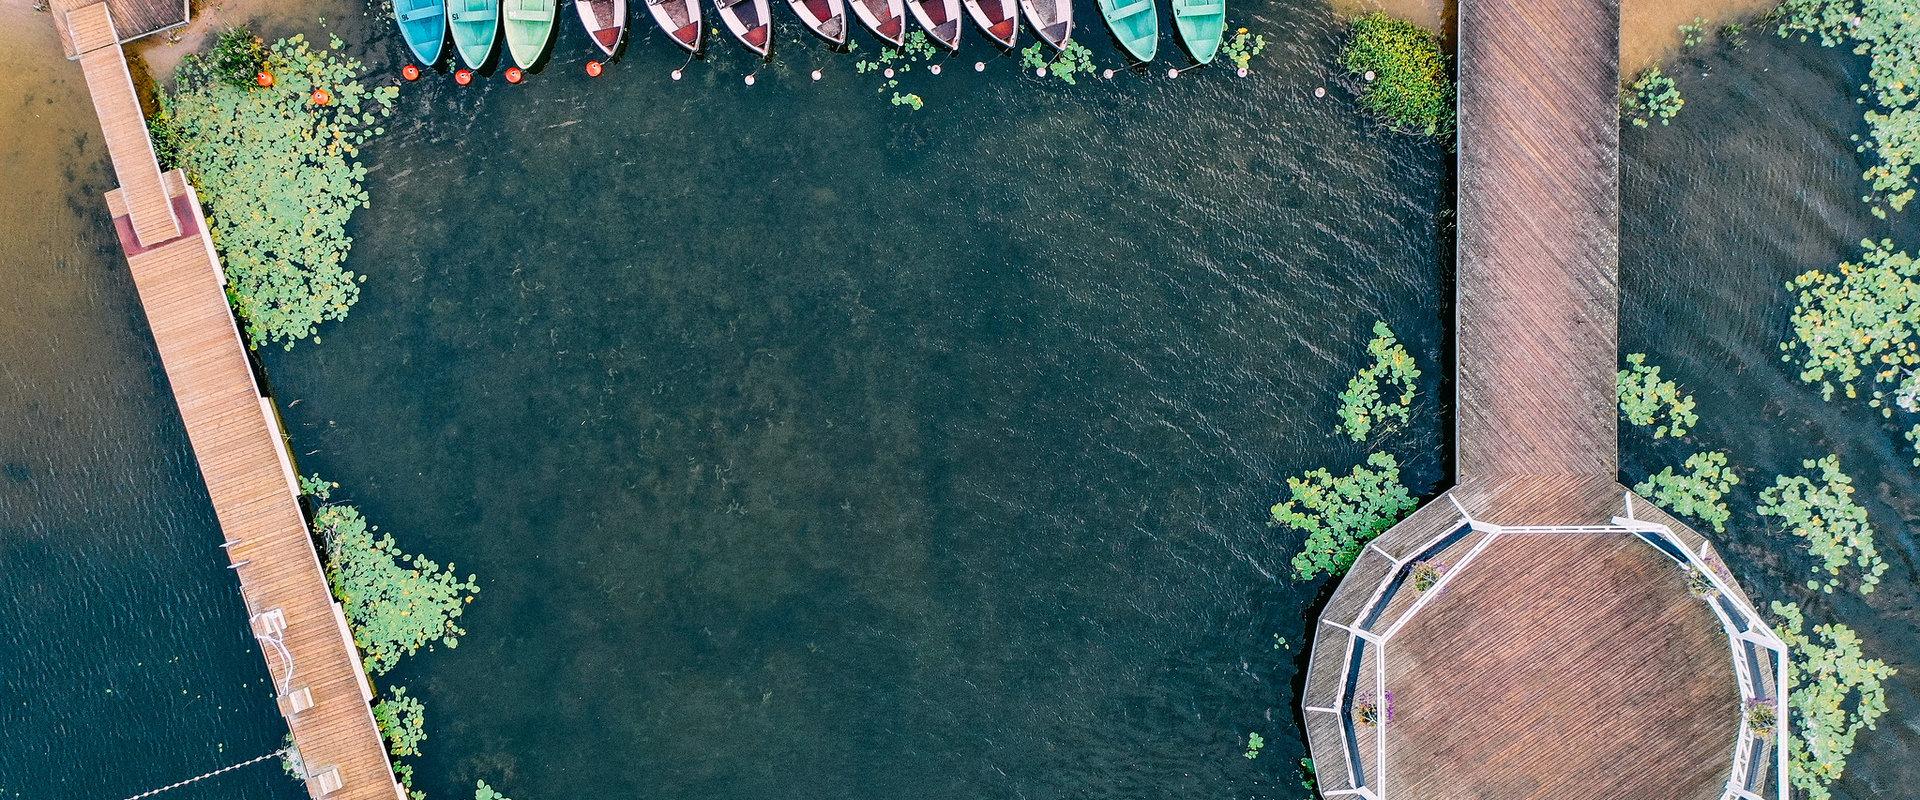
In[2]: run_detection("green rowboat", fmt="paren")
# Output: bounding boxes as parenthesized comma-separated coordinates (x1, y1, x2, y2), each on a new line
(394, 0, 448, 65)
(1095, 0, 1156, 62)
(503, 0, 559, 69)
(449, 0, 500, 68)
(1171, 0, 1223, 64)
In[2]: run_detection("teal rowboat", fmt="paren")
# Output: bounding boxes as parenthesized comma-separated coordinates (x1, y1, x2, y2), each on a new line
(1171, 0, 1222, 64)
(394, 0, 449, 65)
(503, 0, 559, 69)
(449, 0, 500, 68)
(1095, 0, 1156, 61)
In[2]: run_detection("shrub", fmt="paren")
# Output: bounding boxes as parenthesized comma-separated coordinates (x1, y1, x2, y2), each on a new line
(1622, 67, 1684, 127)
(1617, 353, 1698, 437)
(1771, 601, 1895, 800)
(1353, 690, 1394, 727)
(1410, 560, 1445, 592)
(1634, 451, 1739, 532)
(1341, 12, 1455, 137)
(162, 34, 396, 348)
(1757, 456, 1887, 595)
(1745, 698, 1778, 738)
(1271, 452, 1418, 580)
(316, 504, 479, 675)
(1337, 321, 1420, 441)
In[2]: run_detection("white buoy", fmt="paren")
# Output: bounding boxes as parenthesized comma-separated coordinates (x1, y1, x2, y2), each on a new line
(1364, 70, 1375, 81)
(811, 69, 822, 81)
(1237, 67, 1248, 77)
(1035, 67, 1046, 76)
(1102, 68, 1114, 79)
(672, 69, 683, 80)
(1315, 86, 1326, 97)
(975, 61, 986, 72)
(744, 74, 756, 85)
(1166, 67, 1178, 78)
(930, 64, 942, 75)
(884, 67, 895, 78)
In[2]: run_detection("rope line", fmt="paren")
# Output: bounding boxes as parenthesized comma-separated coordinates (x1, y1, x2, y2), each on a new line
(120, 747, 290, 800)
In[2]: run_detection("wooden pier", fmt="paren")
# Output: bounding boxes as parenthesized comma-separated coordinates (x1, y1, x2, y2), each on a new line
(1302, 1, 1792, 800)
(57, 5, 404, 800)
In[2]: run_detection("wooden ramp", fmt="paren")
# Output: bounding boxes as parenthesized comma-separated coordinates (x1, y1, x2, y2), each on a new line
(1302, 1, 1791, 799)
(61, 5, 405, 800)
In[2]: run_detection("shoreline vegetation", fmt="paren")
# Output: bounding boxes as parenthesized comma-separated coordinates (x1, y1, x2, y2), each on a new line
(1340, 12, 1455, 138)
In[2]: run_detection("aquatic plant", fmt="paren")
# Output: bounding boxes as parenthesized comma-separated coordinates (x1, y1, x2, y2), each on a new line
(1336, 321, 1420, 441)
(1221, 27, 1267, 72)
(1021, 41, 1098, 85)
(208, 28, 270, 87)
(161, 34, 396, 349)
(1634, 451, 1739, 532)
(1341, 12, 1455, 137)
(1722, 21, 1749, 47)
(1243, 731, 1264, 759)
(1777, 0, 1920, 216)
(476, 780, 512, 800)
(1621, 67, 1684, 127)
(1780, 239, 1920, 412)
(1410, 560, 1445, 592)
(1298, 758, 1317, 794)
(1271, 452, 1418, 580)
(1679, 18, 1707, 48)
(1756, 456, 1887, 595)
(299, 473, 337, 502)
(315, 503, 479, 675)
(1771, 601, 1895, 800)
(855, 31, 942, 109)
(889, 92, 925, 111)
(1617, 353, 1698, 437)
(373, 685, 426, 758)
(1908, 424, 1920, 466)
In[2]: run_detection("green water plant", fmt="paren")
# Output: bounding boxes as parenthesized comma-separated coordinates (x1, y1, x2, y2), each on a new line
(1222, 27, 1267, 72)
(1757, 456, 1887, 595)
(476, 780, 512, 800)
(1781, 239, 1920, 411)
(1341, 12, 1455, 137)
(1020, 40, 1098, 85)
(314, 503, 479, 675)
(1771, 601, 1895, 800)
(373, 686, 427, 759)
(1679, 18, 1707, 48)
(1271, 452, 1418, 580)
(1243, 730, 1264, 759)
(1777, 0, 1920, 216)
(160, 33, 396, 349)
(1298, 758, 1317, 794)
(1634, 451, 1739, 532)
(855, 31, 942, 109)
(1622, 67, 1684, 127)
(1617, 353, 1698, 437)
(1336, 321, 1419, 441)
(208, 27, 270, 87)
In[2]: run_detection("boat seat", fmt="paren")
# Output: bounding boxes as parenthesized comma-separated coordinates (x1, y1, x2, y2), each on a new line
(1109, 0, 1152, 18)
(935, 19, 959, 40)
(1176, 2, 1222, 15)
(506, 8, 552, 20)
(451, 9, 496, 21)
(403, 6, 443, 21)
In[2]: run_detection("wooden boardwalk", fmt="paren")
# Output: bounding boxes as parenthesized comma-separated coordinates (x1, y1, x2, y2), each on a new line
(1303, 1, 1789, 799)
(60, 6, 404, 800)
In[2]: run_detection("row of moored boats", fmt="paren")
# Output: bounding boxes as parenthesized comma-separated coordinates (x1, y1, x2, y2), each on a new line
(394, 0, 1227, 69)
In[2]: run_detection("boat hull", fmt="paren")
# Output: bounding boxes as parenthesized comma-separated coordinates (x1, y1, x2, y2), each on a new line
(960, 0, 1017, 47)
(1171, 0, 1222, 64)
(849, 0, 906, 45)
(715, 0, 773, 55)
(786, 0, 849, 44)
(573, 0, 627, 55)
(449, 0, 501, 68)
(1095, 0, 1155, 61)
(503, 0, 559, 68)
(1018, 0, 1070, 49)
(906, 0, 962, 49)
(643, 0, 704, 52)
(395, 0, 449, 64)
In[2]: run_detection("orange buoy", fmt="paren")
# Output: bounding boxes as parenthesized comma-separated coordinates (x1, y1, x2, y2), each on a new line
(585, 60, 604, 77)
(310, 87, 333, 106)
(255, 71, 274, 87)
(455, 68, 474, 85)
(402, 64, 422, 81)
(504, 67, 524, 84)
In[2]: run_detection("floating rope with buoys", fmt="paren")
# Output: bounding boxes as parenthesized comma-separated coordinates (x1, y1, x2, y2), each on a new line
(119, 747, 293, 800)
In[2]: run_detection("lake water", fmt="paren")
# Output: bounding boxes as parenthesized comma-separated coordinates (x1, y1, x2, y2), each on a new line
(0, 2, 1911, 800)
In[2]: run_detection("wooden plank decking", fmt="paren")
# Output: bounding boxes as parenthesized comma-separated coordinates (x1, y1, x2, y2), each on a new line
(57, 6, 404, 799)
(51, 0, 189, 58)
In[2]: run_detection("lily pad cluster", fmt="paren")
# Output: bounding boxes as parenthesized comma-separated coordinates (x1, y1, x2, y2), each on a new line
(1336, 321, 1419, 441)
(1617, 353, 1698, 438)
(317, 502, 479, 674)
(1021, 40, 1097, 85)
(1270, 452, 1418, 580)
(1634, 450, 1738, 533)
(1771, 601, 1896, 800)
(1781, 239, 1920, 411)
(1777, 0, 1920, 217)
(1756, 456, 1888, 595)
(855, 30, 941, 111)
(1221, 27, 1267, 73)
(156, 33, 396, 349)
(1622, 67, 1684, 128)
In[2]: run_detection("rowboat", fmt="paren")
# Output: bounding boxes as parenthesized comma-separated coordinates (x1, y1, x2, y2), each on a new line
(573, 0, 626, 55)
(449, 0, 500, 68)
(1019, 0, 1070, 49)
(394, 0, 448, 65)
(642, 0, 703, 52)
(1171, 0, 1222, 63)
(848, 0, 906, 45)
(714, 0, 773, 55)
(502, 0, 558, 68)
(960, 0, 1017, 47)
(906, 0, 962, 49)
(1095, 0, 1155, 61)
(786, 0, 849, 44)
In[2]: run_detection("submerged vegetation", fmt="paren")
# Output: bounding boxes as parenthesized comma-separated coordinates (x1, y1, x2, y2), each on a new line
(1777, 0, 1920, 217)
(1271, 452, 1418, 580)
(1618, 353, 1698, 438)
(1634, 451, 1739, 533)
(1772, 601, 1895, 800)
(1622, 67, 1684, 128)
(157, 32, 395, 349)
(1336, 322, 1420, 441)
(1341, 12, 1455, 137)
(1757, 456, 1888, 595)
